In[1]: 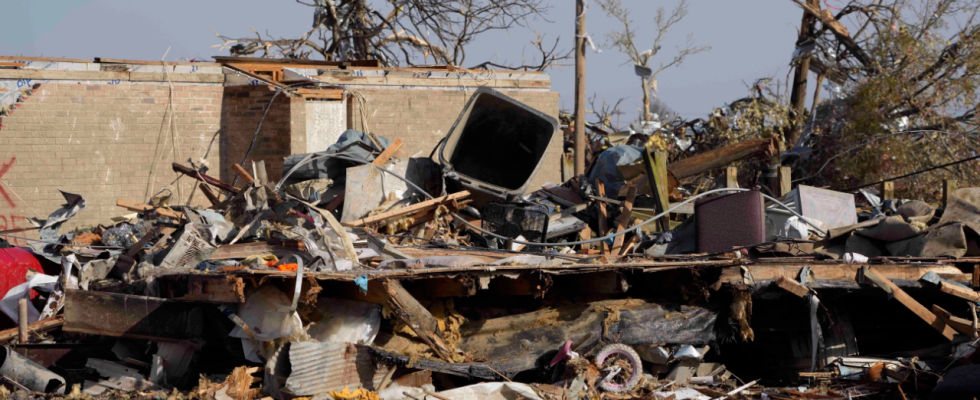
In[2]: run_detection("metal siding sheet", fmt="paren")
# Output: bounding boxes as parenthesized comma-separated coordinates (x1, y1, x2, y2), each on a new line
(283, 342, 376, 396)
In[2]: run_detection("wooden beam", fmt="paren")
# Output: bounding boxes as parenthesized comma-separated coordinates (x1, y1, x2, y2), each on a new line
(312, 74, 550, 89)
(0, 317, 63, 344)
(95, 57, 220, 67)
(667, 138, 776, 179)
(116, 199, 184, 220)
(295, 88, 344, 100)
(0, 55, 90, 63)
(198, 184, 221, 206)
(863, 267, 957, 340)
(611, 185, 637, 253)
(232, 164, 254, 185)
(973, 265, 979, 288)
(129, 72, 223, 83)
(345, 191, 469, 227)
(775, 276, 811, 298)
(215, 56, 380, 67)
(720, 264, 970, 287)
(931, 304, 978, 337)
(222, 64, 285, 87)
(382, 280, 455, 362)
(373, 139, 404, 167)
(938, 281, 980, 302)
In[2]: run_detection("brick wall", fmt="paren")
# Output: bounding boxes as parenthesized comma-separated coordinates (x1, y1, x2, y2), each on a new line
(346, 88, 562, 190)
(0, 77, 561, 244)
(219, 85, 298, 184)
(0, 82, 222, 240)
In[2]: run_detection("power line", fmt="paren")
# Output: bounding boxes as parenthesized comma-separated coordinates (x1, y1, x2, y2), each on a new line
(840, 152, 980, 192)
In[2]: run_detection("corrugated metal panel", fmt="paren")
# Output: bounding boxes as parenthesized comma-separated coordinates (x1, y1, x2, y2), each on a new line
(283, 342, 376, 396)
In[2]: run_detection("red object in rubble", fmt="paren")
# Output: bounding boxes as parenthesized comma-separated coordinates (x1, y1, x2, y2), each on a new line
(0, 247, 45, 330)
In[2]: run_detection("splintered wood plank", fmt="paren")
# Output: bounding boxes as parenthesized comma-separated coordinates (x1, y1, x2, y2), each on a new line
(0, 317, 63, 343)
(939, 281, 980, 302)
(233, 164, 255, 184)
(611, 185, 637, 253)
(863, 267, 957, 340)
(382, 280, 455, 362)
(667, 138, 775, 179)
(344, 190, 468, 228)
(775, 277, 810, 298)
(931, 304, 978, 337)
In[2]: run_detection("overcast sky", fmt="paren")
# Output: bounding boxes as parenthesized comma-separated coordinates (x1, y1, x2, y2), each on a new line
(1, 0, 819, 122)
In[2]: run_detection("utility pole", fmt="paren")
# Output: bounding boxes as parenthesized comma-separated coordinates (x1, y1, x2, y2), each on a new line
(787, 0, 819, 148)
(573, 0, 587, 176)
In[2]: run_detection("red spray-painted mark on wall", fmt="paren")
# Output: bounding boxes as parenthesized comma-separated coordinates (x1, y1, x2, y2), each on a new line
(0, 157, 15, 208)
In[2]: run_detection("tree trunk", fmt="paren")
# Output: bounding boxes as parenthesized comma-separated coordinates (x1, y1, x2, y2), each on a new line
(641, 77, 651, 122)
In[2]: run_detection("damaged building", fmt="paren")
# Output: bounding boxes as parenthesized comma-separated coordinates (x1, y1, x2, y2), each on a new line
(0, 53, 977, 400)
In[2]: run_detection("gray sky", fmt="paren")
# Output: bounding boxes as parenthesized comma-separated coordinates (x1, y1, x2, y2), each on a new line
(1, 0, 816, 122)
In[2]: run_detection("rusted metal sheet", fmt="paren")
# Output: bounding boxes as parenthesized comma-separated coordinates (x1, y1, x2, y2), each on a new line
(279, 341, 376, 396)
(63, 290, 207, 341)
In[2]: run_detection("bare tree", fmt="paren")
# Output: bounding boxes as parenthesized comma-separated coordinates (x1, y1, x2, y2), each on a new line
(588, 93, 627, 131)
(212, 0, 570, 71)
(597, 0, 710, 122)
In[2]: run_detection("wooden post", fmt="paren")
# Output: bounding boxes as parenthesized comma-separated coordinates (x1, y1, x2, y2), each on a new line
(880, 181, 894, 201)
(943, 179, 957, 209)
(778, 166, 793, 198)
(579, 226, 593, 252)
(17, 299, 28, 343)
(596, 181, 608, 254)
(573, 0, 587, 176)
(973, 265, 979, 288)
(787, 0, 819, 147)
(725, 166, 739, 188)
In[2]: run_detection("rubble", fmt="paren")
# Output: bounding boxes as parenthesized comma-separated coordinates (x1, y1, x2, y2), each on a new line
(1, 59, 980, 400)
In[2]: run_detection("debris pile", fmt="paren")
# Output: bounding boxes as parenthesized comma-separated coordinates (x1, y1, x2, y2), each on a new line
(2, 87, 980, 400)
